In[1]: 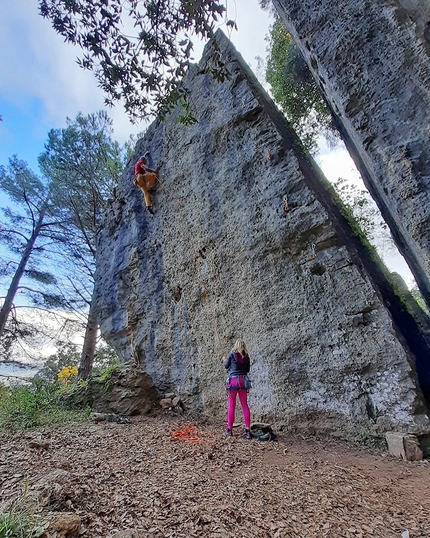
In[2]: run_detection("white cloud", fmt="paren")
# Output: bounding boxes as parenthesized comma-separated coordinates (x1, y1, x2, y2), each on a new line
(317, 141, 363, 187)
(317, 143, 415, 286)
(0, 2, 100, 116)
(0, 0, 141, 142)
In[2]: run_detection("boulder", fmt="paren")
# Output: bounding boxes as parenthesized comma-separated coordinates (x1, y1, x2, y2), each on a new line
(94, 30, 430, 442)
(91, 365, 158, 416)
(31, 469, 72, 507)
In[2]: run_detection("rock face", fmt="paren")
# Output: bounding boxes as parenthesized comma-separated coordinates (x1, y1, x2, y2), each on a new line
(95, 31, 430, 441)
(273, 0, 430, 308)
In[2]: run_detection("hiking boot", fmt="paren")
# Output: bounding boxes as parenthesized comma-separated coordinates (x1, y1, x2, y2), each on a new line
(224, 428, 232, 437)
(147, 205, 154, 214)
(242, 429, 251, 439)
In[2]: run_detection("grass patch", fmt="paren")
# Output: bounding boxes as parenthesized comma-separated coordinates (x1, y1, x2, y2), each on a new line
(0, 379, 90, 433)
(0, 484, 47, 537)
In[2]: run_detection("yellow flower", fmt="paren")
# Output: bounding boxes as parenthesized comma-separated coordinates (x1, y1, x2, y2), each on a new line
(57, 366, 78, 385)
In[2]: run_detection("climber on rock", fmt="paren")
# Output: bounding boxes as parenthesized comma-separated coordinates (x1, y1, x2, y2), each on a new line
(133, 151, 158, 215)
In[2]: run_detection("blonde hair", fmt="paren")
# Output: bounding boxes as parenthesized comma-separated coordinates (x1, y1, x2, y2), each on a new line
(232, 339, 248, 355)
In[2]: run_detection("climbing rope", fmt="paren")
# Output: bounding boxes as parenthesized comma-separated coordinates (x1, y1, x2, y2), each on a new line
(145, 159, 226, 356)
(170, 423, 215, 444)
(154, 157, 224, 354)
(192, 243, 226, 357)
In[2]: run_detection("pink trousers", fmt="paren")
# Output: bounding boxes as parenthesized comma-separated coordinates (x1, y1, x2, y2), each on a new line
(227, 376, 250, 429)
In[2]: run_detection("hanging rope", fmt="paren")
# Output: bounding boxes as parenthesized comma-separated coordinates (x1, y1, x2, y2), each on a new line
(139, 153, 225, 355)
(192, 244, 225, 356)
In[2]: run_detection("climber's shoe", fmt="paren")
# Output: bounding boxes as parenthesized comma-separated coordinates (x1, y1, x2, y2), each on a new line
(242, 429, 251, 439)
(224, 428, 232, 437)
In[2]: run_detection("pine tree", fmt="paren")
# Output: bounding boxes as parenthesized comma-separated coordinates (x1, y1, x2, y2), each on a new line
(0, 157, 66, 347)
(38, 111, 124, 379)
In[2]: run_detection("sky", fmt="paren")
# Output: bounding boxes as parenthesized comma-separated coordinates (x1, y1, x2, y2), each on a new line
(0, 0, 414, 287)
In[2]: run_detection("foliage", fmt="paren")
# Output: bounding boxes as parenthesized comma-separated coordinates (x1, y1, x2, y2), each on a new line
(34, 342, 81, 383)
(37, 111, 123, 308)
(38, 111, 125, 378)
(0, 379, 90, 432)
(259, 0, 272, 9)
(0, 486, 46, 538)
(265, 18, 337, 152)
(0, 382, 9, 401)
(35, 340, 120, 384)
(38, 0, 228, 122)
(91, 342, 121, 377)
(177, 98, 198, 126)
(333, 177, 395, 260)
(122, 130, 147, 165)
(410, 286, 430, 315)
(0, 158, 62, 306)
(95, 361, 120, 391)
(1, 112, 124, 373)
(39, 111, 123, 261)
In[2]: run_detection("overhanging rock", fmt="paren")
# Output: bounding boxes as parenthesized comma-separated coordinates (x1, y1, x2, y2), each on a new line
(273, 0, 430, 309)
(95, 30, 430, 442)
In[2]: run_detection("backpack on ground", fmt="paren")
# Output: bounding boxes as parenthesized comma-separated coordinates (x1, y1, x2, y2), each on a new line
(250, 423, 276, 441)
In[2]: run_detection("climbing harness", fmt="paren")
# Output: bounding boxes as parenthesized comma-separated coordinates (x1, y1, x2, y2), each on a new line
(225, 373, 252, 391)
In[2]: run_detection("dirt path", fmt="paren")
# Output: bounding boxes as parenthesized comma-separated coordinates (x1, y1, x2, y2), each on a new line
(1, 415, 429, 538)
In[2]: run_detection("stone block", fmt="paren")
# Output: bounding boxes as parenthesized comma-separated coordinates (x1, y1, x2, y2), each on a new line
(385, 432, 423, 461)
(404, 434, 423, 462)
(172, 396, 181, 407)
(94, 29, 430, 444)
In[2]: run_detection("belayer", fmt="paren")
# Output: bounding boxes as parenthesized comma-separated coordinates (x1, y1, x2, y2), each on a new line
(223, 339, 252, 439)
(133, 152, 158, 214)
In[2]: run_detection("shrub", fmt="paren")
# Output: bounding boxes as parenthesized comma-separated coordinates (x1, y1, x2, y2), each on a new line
(94, 362, 120, 392)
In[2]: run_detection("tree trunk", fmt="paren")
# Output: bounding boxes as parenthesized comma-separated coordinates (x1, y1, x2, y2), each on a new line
(0, 208, 46, 337)
(78, 290, 98, 380)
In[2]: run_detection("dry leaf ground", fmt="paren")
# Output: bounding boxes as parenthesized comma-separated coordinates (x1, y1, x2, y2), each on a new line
(1, 413, 429, 538)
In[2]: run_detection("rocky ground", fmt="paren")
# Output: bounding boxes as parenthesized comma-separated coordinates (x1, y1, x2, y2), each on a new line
(1, 413, 430, 538)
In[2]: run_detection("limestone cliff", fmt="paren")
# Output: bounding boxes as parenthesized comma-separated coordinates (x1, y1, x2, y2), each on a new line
(273, 0, 430, 308)
(95, 31, 430, 441)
